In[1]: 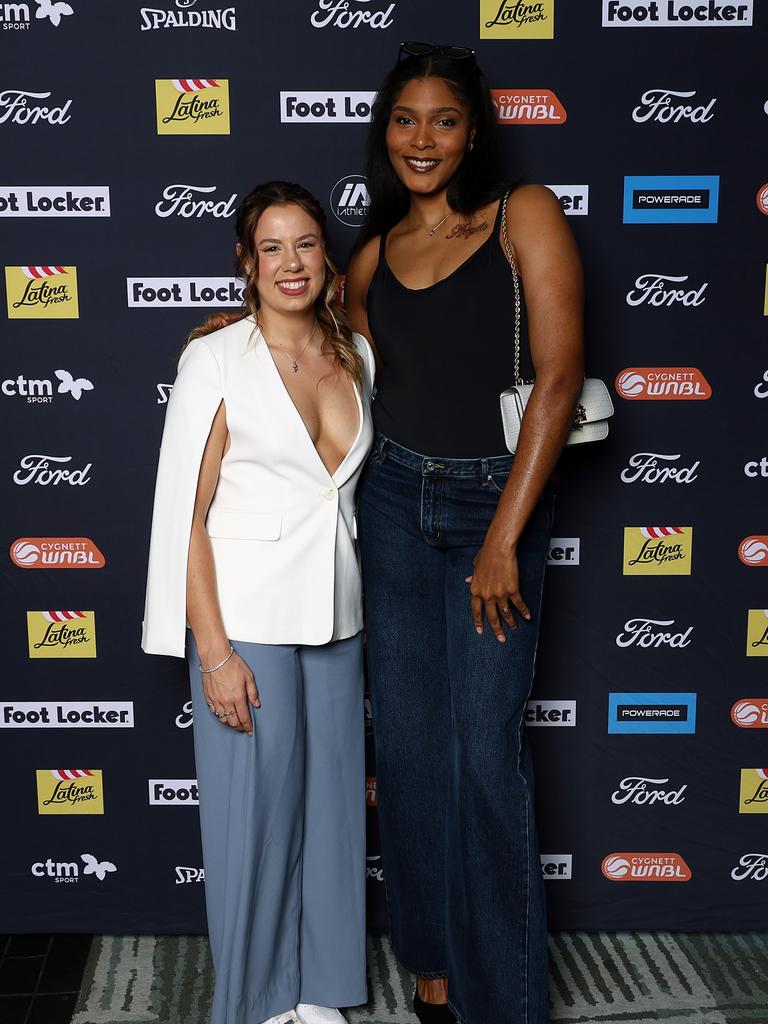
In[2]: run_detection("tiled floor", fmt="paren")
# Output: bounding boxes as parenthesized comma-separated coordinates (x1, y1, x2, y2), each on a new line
(0, 934, 93, 1024)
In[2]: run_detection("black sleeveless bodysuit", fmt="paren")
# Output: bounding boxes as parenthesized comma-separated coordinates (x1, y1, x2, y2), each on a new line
(365, 197, 535, 459)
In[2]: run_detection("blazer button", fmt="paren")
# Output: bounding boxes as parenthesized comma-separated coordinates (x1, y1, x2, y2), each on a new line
(321, 487, 336, 501)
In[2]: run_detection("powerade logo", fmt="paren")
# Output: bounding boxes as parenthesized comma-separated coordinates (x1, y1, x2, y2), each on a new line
(623, 175, 719, 223)
(608, 692, 697, 734)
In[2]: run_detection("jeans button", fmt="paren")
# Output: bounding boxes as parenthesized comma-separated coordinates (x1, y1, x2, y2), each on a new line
(425, 461, 434, 472)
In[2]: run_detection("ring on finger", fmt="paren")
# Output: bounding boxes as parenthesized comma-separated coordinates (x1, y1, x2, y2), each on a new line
(501, 605, 512, 614)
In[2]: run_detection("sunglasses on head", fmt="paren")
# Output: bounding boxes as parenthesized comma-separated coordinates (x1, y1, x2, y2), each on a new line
(397, 41, 476, 63)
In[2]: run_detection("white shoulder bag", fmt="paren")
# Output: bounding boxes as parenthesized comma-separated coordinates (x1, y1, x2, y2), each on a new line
(498, 190, 614, 453)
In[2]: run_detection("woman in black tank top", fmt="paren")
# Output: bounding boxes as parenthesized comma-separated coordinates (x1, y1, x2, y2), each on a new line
(346, 45, 584, 1024)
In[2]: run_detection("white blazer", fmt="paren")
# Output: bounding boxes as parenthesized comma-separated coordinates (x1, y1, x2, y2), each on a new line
(141, 316, 375, 658)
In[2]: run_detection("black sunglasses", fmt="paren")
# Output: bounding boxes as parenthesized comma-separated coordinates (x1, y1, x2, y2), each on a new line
(397, 41, 476, 63)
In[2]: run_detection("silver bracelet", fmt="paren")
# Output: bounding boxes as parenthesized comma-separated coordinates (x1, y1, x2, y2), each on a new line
(199, 644, 234, 674)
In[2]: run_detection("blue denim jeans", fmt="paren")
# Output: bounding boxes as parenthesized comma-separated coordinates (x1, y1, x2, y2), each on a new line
(357, 433, 553, 1024)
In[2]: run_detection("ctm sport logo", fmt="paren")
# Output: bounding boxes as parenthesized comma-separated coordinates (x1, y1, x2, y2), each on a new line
(155, 78, 230, 135)
(26, 610, 97, 658)
(623, 526, 693, 575)
(36, 769, 104, 815)
(481, 0, 554, 38)
(623, 175, 719, 223)
(5, 265, 78, 318)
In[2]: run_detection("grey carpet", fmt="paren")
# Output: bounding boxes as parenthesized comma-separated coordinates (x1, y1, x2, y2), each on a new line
(71, 932, 768, 1024)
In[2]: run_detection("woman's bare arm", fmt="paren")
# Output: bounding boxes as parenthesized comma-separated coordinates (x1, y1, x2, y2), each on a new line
(186, 401, 260, 732)
(470, 185, 585, 638)
(345, 236, 382, 362)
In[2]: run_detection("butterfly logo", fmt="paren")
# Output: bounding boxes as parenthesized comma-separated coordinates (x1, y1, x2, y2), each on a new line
(35, 0, 74, 26)
(80, 853, 117, 881)
(55, 369, 93, 401)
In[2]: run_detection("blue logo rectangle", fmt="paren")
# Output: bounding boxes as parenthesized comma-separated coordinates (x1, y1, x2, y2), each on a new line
(608, 692, 697, 734)
(623, 175, 719, 224)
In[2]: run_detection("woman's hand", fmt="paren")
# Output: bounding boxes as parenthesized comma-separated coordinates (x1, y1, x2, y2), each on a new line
(201, 651, 260, 735)
(467, 540, 531, 642)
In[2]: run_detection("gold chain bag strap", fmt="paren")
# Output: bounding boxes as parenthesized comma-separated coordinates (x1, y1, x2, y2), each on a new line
(498, 190, 614, 453)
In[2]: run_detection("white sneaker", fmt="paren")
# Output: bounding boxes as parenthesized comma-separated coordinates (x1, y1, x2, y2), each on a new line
(261, 1012, 299, 1024)
(296, 1005, 346, 1024)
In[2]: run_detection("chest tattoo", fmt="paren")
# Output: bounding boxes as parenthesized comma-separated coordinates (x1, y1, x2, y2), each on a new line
(445, 220, 489, 241)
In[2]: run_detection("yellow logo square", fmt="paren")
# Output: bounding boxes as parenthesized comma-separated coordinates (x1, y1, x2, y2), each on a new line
(739, 769, 768, 813)
(747, 609, 768, 656)
(155, 79, 230, 135)
(5, 266, 78, 319)
(480, 0, 555, 38)
(623, 527, 693, 576)
(27, 611, 97, 658)
(36, 769, 104, 815)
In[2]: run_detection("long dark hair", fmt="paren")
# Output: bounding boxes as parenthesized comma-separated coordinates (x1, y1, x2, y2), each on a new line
(186, 181, 362, 388)
(358, 52, 512, 246)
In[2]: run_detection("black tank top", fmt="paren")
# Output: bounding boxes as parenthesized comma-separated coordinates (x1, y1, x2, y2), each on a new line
(366, 197, 535, 458)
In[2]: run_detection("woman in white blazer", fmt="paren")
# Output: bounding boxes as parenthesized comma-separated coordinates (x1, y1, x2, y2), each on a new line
(142, 182, 375, 1024)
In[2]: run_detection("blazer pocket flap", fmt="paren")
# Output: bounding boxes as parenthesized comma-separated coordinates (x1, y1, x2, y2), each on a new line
(207, 510, 282, 541)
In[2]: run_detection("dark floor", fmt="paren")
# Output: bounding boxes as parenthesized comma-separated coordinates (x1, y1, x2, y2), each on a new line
(0, 934, 93, 1024)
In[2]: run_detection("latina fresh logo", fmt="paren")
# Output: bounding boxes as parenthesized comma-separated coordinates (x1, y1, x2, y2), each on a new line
(36, 769, 104, 815)
(731, 700, 768, 728)
(601, 853, 691, 882)
(5, 265, 78, 319)
(739, 769, 768, 814)
(11, 538, 105, 568)
(155, 79, 230, 135)
(491, 90, 566, 124)
(623, 526, 693, 576)
(481, 0, 554, 39)
(746, 610, 768, 656)
(615, 368, 711, 400)
(26, 610, 97, 658)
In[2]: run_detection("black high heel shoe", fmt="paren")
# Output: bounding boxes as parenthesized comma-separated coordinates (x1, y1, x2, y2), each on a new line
(413, 990, 456, 1023)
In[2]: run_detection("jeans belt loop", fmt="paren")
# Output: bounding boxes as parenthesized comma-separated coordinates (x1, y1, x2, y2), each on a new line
(481, 457, 489, 484)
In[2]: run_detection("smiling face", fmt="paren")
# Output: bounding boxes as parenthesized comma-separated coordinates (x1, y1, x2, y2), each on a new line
(385, 76, 475, 197)
(247, 202, 327, 316)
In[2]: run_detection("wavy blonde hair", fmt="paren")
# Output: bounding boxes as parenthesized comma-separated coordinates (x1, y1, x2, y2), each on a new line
(186, 181, 363, 390)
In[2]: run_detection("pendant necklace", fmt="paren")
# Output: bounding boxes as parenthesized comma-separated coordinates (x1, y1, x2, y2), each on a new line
(427, 212, 451, 236)
(269, 319, 318, 374)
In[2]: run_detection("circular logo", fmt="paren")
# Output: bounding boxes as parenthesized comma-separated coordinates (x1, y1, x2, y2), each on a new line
(740, 538, 768, 565)
(330, 174, 370, 227)
(757, 183, 768, 216)
(12, 540, 39, 565)
(733, 701, 760, 725)
(602, 855, 630, 879)
(616, 371, 645, 398)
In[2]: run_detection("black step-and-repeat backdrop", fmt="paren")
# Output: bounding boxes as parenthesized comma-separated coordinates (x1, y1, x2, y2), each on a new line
(1, 0, 766, 935)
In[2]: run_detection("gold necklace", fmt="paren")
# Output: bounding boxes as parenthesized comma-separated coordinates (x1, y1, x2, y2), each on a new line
(427, 211, 451, 236)
(266, 320, 318, 374)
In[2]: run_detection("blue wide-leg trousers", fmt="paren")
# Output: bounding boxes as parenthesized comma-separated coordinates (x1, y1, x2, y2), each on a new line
(187, 631, 368, 1024)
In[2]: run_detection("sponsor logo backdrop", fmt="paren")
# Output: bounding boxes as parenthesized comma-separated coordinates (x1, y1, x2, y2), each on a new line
(1, 0, 764, 934)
